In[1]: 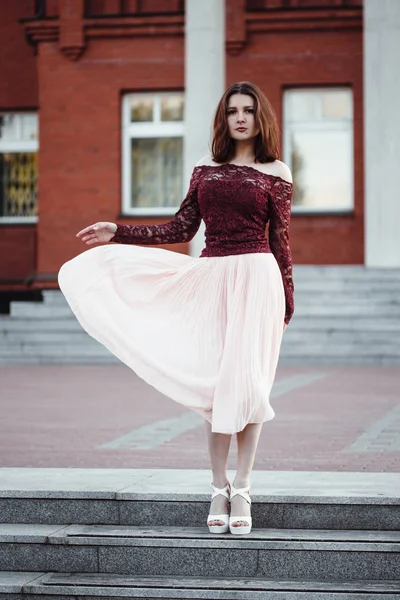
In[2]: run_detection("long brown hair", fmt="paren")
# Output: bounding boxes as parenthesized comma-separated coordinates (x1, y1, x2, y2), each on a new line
(211, 81, 279, 164)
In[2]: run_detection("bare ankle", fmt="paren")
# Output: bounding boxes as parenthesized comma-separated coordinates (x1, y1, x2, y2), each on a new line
(212, 475, 229, 488)
(233, 478, 250, 489)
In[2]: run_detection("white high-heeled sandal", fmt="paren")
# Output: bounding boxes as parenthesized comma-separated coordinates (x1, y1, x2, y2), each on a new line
(229, 484, 252, 535)
(207, 482, 230, 534)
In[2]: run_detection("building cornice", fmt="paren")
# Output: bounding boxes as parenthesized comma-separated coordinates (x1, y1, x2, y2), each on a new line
(22, 3, 362, 61)
(226, 5, 362, 56)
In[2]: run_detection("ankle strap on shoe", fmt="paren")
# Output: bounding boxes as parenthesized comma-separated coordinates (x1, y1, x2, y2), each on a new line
(211, 482, 230, 501)
(230, 484, 251, 505)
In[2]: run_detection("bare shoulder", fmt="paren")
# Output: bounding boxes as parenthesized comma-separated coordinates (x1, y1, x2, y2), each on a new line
(258, 159, 293, 184)
(195, 155, 218, 167)
(272, 160, 293, 184)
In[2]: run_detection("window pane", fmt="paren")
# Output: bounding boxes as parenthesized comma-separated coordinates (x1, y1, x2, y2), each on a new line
(322, 90, 352, 119)
(0, 115, 19, 141)
(21, 114, 38, 140)
(285, 87, 353, 210)
(286, 91, 320, 122)
(161, 95, 184, 122)
(290, 129, 352, 209)
(131, 97, 154, 122)
(0, 113, 39, 141)
(0, 152, 38, 217)
(131, 137, 183, 208)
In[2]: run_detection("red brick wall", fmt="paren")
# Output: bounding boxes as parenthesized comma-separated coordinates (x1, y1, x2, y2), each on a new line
(0, 1, 39, 289)
(37, 36, 185, 280)
(227, 27, 364, 265)
(0, 0, 364, 292)
(0, 1, 38, 109)
(0, 225, 36, 283)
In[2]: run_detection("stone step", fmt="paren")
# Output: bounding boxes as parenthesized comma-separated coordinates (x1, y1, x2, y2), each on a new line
(42, 289, 400, 302)
(0, 343, 113, 357)
(1, 315, 399, 332)
(1, 572, 400, 599)
(10, 304, 74, 318)
(0, 337, 399, 356)
(1, 349, 399, 366)
(41, 285, 400, 302)
(289, 266, 400, 279)
(39, 268, 400, 302)
(279, 355, 400, 366)
(294, 304, 400, 316)
(0, 318, 82, 331)
(9, 301, 400, 319)
(1, 524, 400, 580)
(1, 327, 400, 344)
(0, 355, 119, 365)
(280, 343, 400, 356)
(1, 469, 399, 531)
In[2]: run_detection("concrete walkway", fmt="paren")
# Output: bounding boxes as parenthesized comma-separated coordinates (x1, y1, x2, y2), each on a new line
(1, 364, 399, 472)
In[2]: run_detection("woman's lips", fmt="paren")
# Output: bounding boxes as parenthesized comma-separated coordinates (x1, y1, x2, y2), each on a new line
(236, 128, 247, 132)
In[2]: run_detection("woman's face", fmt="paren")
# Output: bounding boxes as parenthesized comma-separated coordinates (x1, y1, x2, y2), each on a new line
(227, 93, 259, 140)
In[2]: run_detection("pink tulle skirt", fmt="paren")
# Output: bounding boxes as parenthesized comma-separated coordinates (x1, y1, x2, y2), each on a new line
(58, 244, 285, 434)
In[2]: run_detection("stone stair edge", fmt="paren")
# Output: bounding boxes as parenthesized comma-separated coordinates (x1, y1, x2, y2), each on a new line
(1, 571, 400, 599)
(2, 490, 400, 504)
(0, 468, 399, 502)
(1, 524, 400, 546)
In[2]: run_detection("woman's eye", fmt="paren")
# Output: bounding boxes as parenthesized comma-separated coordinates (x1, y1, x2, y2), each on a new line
(227, 109, 254, 115)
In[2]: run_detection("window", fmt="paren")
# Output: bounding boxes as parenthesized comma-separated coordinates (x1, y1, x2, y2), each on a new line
(122, 92, 184, 216)
(0, 113, 38, 222)
(283, 88, 353, 213)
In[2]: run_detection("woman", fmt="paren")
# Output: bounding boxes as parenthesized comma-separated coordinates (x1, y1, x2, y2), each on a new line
(58, 81, 294, 536)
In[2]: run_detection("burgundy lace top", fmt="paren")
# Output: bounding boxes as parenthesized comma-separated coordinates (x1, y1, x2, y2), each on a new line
(111, 164, 294, 325)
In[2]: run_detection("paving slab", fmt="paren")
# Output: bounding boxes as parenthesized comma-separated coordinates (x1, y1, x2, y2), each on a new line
(1, 365, 400, 472)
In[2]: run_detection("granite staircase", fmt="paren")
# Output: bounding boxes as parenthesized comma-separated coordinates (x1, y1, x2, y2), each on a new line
(0, 469, 399, 599)
(0, 266, 400, 365)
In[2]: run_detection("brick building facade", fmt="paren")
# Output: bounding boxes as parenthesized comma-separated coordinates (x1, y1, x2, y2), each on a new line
(0, 0, 365, 294)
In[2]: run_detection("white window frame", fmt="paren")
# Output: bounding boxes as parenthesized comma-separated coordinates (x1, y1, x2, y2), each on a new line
(0, 113, 38, 224)
(283, 87, 354, 215)
(122, 92, 185, 216)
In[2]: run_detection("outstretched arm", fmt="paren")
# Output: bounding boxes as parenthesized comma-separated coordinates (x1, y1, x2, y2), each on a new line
(269, 177, 295, 326)
(110, 169, 202, 245)
(76, 169, 202, 247)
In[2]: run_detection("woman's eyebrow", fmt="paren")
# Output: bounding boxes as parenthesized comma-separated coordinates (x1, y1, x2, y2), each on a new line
(227, 105, 255, 109)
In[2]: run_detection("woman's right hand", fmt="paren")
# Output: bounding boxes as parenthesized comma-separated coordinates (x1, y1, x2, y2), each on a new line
(76, 222, 117, 245)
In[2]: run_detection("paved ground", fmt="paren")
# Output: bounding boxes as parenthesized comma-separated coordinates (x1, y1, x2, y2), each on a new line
(1, 365, 399, 472)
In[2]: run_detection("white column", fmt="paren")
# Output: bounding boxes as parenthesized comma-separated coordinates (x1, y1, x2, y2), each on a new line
(185, 0, 225, 257)
(364, 0, 400, 267)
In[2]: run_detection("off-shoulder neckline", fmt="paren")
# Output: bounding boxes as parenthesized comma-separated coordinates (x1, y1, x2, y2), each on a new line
(194, 163, 293, 186)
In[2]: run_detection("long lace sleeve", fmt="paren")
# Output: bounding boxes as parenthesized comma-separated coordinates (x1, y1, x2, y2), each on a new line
(269, 178, 295, 325)
(110, 168, 202, 245)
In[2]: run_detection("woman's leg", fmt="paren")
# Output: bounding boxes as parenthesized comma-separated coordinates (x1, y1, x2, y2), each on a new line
(205, 421, 232, 526)
(231, 422, 263, 527)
